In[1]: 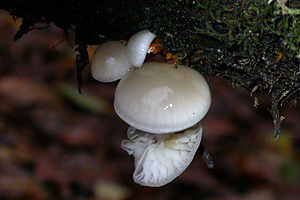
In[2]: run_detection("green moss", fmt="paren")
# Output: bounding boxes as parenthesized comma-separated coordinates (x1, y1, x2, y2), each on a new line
(140, 0, 300, 57)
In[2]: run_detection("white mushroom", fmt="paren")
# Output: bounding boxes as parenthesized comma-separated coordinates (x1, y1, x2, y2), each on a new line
(114, 62, 211, 134)
(114, 62, 211, 187)
(91, 41, 132, 83)
(127, 30, 156, 68)
(121, 122, 203, 187)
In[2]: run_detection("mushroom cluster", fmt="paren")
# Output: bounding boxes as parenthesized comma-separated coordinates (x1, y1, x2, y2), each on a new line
(91, 30, 212, 187)
(91, 30, 156, 82)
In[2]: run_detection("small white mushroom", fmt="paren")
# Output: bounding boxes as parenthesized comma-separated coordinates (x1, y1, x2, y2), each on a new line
(127, 29, 156, 68)
(122, 122, 202, 187)
(91, 41, 132, 83)
(114, 62, 211, 134)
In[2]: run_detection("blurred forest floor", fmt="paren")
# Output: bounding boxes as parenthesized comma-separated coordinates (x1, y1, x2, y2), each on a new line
(0, 10, 300, 200)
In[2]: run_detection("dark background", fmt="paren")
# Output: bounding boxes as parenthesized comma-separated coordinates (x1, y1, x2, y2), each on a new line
(0, 10, 300, 200)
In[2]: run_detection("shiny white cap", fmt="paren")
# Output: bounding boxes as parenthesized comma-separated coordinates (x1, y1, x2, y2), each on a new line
(114, 62, 211, 134)
(127, 30, 156, 68)
(91, 41, 132, 83)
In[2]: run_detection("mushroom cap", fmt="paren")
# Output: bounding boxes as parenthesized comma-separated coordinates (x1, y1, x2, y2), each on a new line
(91, 41, 132, 83)
(127, 29, 156, 68)
(114, 62, 211, 134)
(121, 122, 203, 187)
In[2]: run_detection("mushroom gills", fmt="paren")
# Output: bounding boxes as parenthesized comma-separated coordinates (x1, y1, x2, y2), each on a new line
(121, 122, 203, 187)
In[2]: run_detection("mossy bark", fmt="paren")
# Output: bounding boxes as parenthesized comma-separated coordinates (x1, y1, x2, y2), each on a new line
(1, 0, 299, 139)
